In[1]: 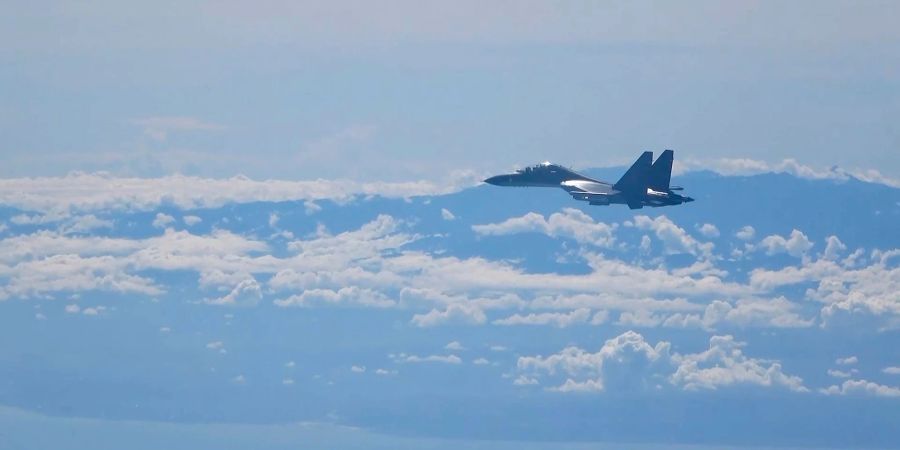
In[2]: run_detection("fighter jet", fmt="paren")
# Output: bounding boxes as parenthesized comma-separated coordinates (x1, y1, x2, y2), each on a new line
(484, 150, 693, 209)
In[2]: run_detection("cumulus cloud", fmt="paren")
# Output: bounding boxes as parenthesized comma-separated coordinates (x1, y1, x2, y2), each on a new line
(513, 375, 539, 386)
(517, 331, 671, 392)
(697, 223, 720, 238)
(410, 303, 487, 327)
(152, 213, 176, 229)
(516, 331, 807, 393)
(750, 251, 900, 329)
(274, 287, 395, 308)
(631, 215, 713, 258)
(821, 236, 847, 261)
(836, 356, 858, 366)
(759, 229, 814, 258)
(444, 341, 465, 351)
(351, 365, 366, 373)
(493, 308, 591, 328)
(391, 353, 462, 364)
(883, 367, 900, 375)
(472, 208, 617, 248)
(820, 379, 900, 397)
(735, 226, 756, 241)
(670, 335, 808, 392)
(662, 297, 814, 330)
(183, 215, 202, 226)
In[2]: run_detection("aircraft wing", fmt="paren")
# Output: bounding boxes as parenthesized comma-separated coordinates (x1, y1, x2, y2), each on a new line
(561, 179, 614, 205)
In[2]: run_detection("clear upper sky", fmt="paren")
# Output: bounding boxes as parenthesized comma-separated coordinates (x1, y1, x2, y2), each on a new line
(2, 1, 899, 180)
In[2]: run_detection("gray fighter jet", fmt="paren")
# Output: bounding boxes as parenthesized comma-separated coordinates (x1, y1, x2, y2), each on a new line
(484, 150, 693, 209)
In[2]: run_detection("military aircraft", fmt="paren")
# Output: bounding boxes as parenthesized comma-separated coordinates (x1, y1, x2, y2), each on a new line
(484, 150, 693, 209)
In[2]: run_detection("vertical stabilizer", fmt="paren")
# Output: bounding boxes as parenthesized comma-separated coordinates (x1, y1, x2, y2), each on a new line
(613, 151, 653, 192)
(649, 149, 673, 191)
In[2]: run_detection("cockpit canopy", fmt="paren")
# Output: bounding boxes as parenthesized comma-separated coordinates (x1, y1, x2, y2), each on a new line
(516, 161, 557, 173)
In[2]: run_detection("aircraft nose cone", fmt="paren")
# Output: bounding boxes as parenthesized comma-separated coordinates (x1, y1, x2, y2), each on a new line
(484, 175, 506, 186)
(684, 196, 695, 203)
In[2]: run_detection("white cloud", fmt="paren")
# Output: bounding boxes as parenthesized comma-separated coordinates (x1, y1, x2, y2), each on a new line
(750, 251, 900, 329)
(410, 303, 486, 327)
(821, 235, 847, 261)
(392, 353, 462, 364)
(473, 208, 617, 248)
(204, 278, 262, 306)
(232, 374, 246, 384)
(268, 212, 279, 228)
(81, 306, 104, 316)
(662, 297, 814, 330)
(883, 367, 900, 375)
(836, 356, 858, 366)
(616, 310, 665, 328)
(493, 308, 591, 328)
(590, 310, 609, 325)
(440, 208, 456, 221)
(827, 369, 853, 378)
(304, 200, 322, 215)
(274, 287, 395, 308)
(64, 304, 80, 314)
(759, 229, 814, 258)
(183, 215, 202, 226)
(282, 378, 295, 385)
(669, 335, 808, 392)
(513, 375, 539, 386)
(0, 172, 480, 215)
(444, 341, 465, 351)
(697, 223, 720, 238)
(472, 358, 490, 365)
(517, 331, 670, 392)
(735, 226, 756, 241)
(152, 213, 176, 229)
(61, 214, 113, 234)
(351, 365, 366, 373)
(517, 331, 807, 393)
(631, 215, 713, 257)
(820, 379, 900, 397)
(375, 368, 397, 376)
(206, 341, 224, 350)
(677, 158, 900, 189)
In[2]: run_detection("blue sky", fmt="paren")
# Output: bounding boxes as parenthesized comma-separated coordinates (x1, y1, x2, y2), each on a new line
(2, 1, 899, 179)
(1, 2, 900, 449)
